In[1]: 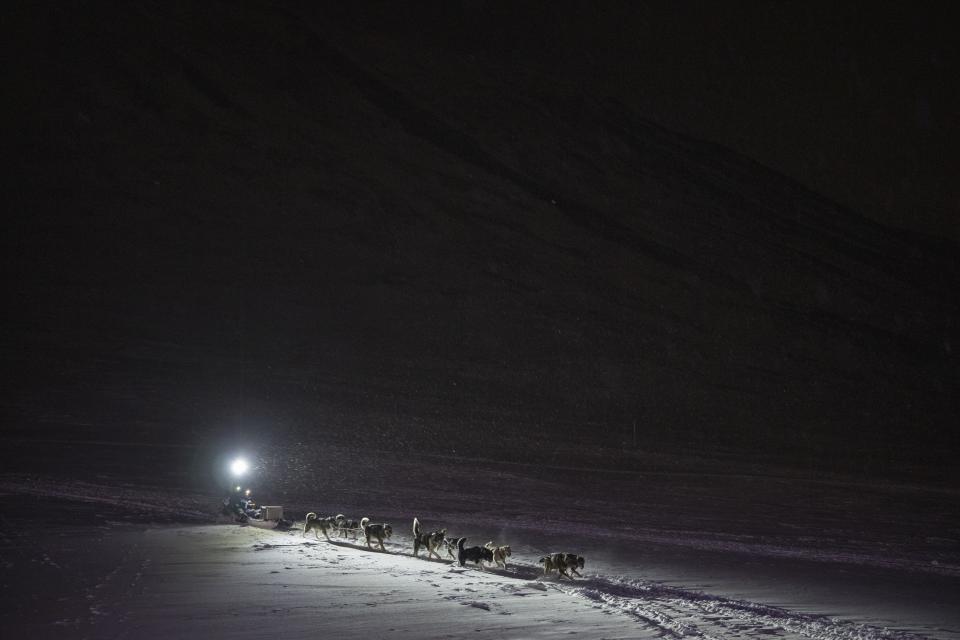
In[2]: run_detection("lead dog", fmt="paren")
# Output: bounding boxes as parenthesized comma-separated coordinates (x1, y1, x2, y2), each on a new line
(412, 517, 446, 559)
(484, 542, 511, 569)
(560, 553, 585, 578)
(457, 537, 493, 569)
(359, 517, 393, 551)
(302, 512, 335, 540)
(539, 553, 585, 579)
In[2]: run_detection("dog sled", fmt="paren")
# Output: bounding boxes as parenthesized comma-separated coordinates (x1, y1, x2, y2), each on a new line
(240, 505, 293, 530)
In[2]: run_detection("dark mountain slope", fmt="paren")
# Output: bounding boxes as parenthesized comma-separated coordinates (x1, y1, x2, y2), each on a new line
(5, 2, 957, 477)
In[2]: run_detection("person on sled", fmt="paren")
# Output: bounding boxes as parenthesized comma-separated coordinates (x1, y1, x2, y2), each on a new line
(222, 486, 253, 521)
(240, 489, 261, 519)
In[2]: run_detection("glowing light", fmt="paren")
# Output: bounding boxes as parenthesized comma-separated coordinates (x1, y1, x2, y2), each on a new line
(230, 458, 249, 476)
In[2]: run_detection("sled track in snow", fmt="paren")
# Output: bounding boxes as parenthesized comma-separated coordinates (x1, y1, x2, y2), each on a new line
(557, 575, 928, 640)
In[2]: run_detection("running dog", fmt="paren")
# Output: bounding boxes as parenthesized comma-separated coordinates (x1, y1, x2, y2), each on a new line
(332, 515, 361, 540)
(412, 517, 446, 559)
(538, 554, 556, 575)
(484, 542, 512, 569)
(342, 518, 361, 540)
(440, 536, 460, 560)
(560, 553, 585, 577)
(539, 553, 585, 579)
(302, 512, 335, 540)
(359, 517, 393, 551)
(457, 537, 494, 569)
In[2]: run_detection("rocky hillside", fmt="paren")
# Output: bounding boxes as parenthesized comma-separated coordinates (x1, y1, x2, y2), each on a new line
(5, 2, 957, 477)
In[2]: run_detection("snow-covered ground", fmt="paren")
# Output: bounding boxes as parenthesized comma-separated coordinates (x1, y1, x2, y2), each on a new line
(3, 505, 955, 640)
(2, 441, 958, 639)
(11, 521, 660, 638)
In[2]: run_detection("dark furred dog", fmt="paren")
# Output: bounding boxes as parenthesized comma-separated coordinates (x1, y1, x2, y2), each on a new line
(560, 553, 585, 578)
(539, 552, 585, 579)
(412, 517, 446, 559)
(359, 517, 393, 551)
(457, 537, 494, 569)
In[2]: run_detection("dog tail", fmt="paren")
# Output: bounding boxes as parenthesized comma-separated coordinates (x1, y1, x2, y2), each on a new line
(359, 517, 369, 532)
(303, 512, 316, 535)
(413, 517, 421, 537)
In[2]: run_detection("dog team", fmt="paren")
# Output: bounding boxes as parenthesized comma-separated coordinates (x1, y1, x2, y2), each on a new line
(303, 512, 585, 579)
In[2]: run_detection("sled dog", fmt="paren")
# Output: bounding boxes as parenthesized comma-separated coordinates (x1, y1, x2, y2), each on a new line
(538, 554, 555, 575)
(332, 514, 360, 540)
(359, 517, 393, 551)
(539, 552, 584, 579)
(457, 537, 494, 569)
(302, 512, 334, 539)
(412, 517, 446, 559)
(440, 536, 460, 560)
(484, 542, 511, 568)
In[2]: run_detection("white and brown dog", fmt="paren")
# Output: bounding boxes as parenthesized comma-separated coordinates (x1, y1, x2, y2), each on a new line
(483, 542, 511, 569)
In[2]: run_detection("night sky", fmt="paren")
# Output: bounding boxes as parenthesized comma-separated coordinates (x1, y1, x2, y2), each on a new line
(4, 1, 958, 480)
